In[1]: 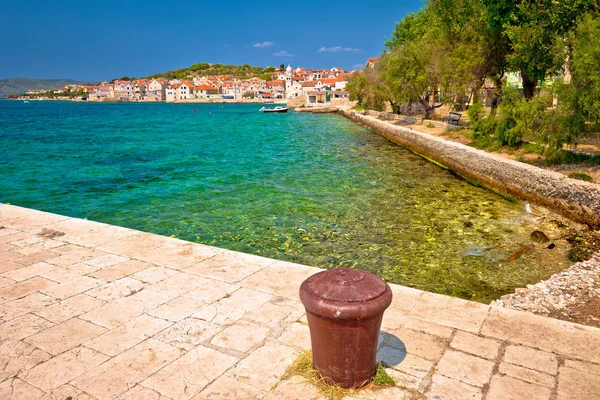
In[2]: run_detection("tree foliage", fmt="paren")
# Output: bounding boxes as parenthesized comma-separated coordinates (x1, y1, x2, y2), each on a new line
(346, 0, 599, 156)
(144, 62, 269, 80)
(563, 14, 600, 128)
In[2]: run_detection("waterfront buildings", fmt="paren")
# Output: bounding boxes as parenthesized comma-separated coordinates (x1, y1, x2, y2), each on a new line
(24, 64, 357, 106)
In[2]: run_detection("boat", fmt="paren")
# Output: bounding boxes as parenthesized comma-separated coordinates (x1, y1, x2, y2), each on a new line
(259, 106, 288, 113)
(23, 100, 29, 104)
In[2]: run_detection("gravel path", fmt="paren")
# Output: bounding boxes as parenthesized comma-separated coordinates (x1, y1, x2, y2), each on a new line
(494, 252, 600, 328)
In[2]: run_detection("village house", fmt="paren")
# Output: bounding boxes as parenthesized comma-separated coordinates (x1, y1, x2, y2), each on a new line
(221, 81, 240, 99)
(365, 57, 378, 68)
(88, 85, 114, 101)
(194, 84, 219, 98)
(175, 81, 194, 100)
(147, 78, 166, 101)
(165, 84, 176, 102)
(269, 80, 285, 99)
(133, 81, 147, 101)
(53, 87, 69, 94)
(112, 81, 134, 100)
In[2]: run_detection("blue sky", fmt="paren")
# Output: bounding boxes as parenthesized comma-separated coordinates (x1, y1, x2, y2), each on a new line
(1, 0, 424, 82)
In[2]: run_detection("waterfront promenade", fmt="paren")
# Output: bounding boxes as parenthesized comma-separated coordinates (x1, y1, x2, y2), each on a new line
(0, 203, 599, 399)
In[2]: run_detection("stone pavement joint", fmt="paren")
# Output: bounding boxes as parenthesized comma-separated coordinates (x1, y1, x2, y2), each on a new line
(0, 203, 599, 399)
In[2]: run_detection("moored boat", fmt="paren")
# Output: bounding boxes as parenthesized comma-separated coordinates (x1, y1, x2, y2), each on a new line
(259, 106, 288, 113)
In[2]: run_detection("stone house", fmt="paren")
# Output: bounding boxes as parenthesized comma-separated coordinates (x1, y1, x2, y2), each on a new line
(195, 85, 219, 98)
(147, 79, 166, 101)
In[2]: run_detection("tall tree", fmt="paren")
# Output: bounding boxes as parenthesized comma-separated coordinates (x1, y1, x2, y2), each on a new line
(497, 0, 598, 98)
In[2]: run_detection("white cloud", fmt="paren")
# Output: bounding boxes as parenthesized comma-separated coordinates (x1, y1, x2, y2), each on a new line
(254, 41, 275, 48)
(273, 50, 294, 57)
(352, 64, 364, 70)
(318, 46, 360, 53)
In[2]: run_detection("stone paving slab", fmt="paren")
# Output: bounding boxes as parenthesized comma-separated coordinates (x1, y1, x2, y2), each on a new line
(1, 203, 600, 399)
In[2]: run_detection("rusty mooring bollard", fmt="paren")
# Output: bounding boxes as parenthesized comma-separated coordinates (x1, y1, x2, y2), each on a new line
(299, 268, 393, 388)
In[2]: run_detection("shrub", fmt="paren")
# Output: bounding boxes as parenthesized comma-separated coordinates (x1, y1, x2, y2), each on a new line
(568, 172, 593, 182)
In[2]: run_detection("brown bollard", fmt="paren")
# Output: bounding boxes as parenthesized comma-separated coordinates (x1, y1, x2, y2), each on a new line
(299, 268, 393, 388)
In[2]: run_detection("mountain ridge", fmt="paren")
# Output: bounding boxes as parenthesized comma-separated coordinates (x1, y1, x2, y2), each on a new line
(0, 77, 91, 98)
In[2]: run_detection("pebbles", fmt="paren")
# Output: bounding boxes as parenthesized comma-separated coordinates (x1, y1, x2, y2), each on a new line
(494, 252, 600, 327)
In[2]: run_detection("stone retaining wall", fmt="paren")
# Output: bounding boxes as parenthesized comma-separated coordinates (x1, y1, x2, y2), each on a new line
(363, 110, 460, 130)
(423, 119, 461, 131)
(294, 106, 337, 113)
(339, 109, 600, 228)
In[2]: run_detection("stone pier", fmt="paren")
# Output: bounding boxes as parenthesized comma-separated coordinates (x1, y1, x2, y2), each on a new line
(0, 203, 599, 399)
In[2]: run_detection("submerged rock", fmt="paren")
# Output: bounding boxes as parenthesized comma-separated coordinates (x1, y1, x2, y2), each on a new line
(461, 244, 492, 257)
(530, 230, 550, 243)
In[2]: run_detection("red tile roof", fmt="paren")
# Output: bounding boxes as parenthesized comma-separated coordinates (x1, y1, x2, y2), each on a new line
(196, 85, 218, 91)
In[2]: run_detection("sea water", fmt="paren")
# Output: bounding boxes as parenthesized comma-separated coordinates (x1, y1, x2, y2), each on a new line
(0, 101, 567, 302)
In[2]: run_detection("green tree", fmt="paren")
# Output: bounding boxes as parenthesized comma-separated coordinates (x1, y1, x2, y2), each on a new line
(385, 9, 428, 50)
(346, 71, 369, 106)
(189, 62, 210, 71)
(494, 0, 598, 98)
(563, 14, 600, 128)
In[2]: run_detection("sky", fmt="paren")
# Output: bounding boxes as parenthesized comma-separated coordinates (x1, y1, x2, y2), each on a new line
(0, 0, 424, 82)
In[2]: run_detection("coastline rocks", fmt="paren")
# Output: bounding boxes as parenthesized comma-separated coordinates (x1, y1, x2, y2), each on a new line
(530, 230, 550, 243)
(493, 252, 600, 327)
(287, 97, 305, 108)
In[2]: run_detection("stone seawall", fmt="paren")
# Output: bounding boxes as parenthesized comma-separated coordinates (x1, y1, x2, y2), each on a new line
(338, 109, 600, 228)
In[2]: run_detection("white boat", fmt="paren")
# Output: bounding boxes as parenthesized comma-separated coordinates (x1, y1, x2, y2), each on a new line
(259, 106, 288, 113)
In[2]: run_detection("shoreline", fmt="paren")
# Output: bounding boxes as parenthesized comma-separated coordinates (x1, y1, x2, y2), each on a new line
(335, 106, 600, 326)
(337, 108, 600, 229)
(6, 97, 288, 105)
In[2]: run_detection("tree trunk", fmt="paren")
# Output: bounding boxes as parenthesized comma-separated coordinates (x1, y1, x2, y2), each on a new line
(420, 99, 434, 119)
(521, 72, 537, 100)
(489, 75, 504, 116)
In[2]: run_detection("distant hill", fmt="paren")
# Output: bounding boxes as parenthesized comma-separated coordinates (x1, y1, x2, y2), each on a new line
(0, 78, 89, 98)
(143, 62, 279, 81)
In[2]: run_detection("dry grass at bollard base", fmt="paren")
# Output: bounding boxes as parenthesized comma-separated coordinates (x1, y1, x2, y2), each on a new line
(281, 350, 395, 400)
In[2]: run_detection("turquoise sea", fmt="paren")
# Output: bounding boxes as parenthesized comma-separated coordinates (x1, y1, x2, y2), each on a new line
(0, 100, 565, 302)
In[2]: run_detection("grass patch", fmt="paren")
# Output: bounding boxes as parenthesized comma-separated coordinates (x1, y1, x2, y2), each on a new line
(373, 364, 395, 386)
(282, 350, 395, 400)
(568, 171, 593, 182)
